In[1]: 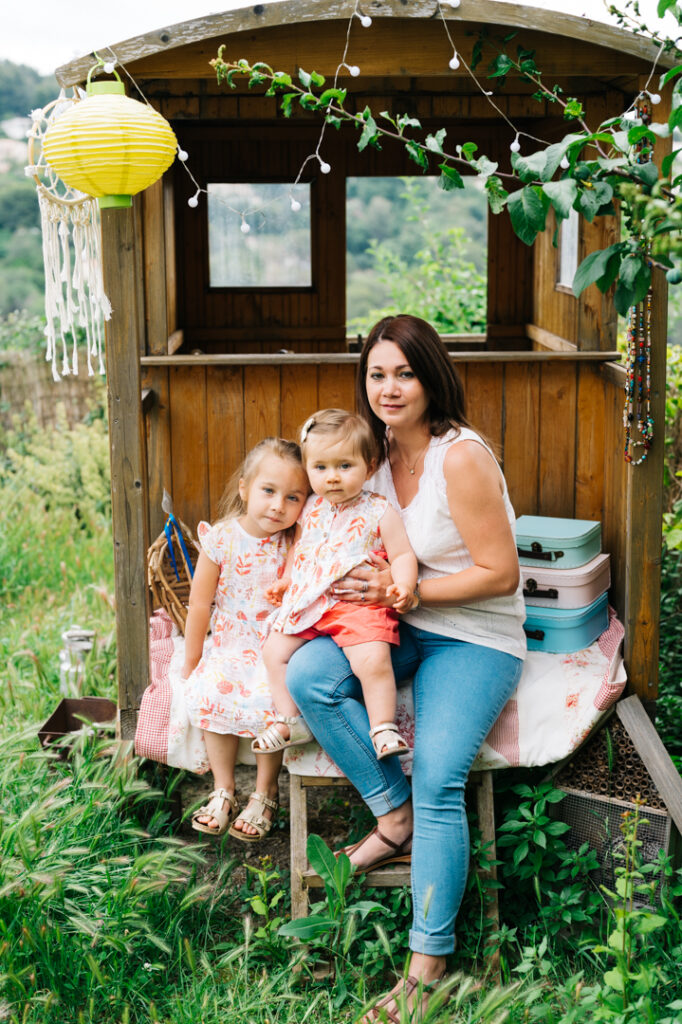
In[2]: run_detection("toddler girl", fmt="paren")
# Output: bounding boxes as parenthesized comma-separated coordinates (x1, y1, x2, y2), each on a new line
(183, 437, 309, 841)
(253, 409, 418, 761)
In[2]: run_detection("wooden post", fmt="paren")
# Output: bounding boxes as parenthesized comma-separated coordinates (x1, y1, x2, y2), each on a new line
(289, 774, 310, 919)
(623, 81, 672, 706)
(101, 205, 150, 739)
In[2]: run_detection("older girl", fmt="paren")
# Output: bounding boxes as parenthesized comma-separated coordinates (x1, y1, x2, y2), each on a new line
(182, 437, 308, 842)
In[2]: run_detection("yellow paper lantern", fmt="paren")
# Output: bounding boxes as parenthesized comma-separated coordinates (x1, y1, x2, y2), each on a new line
(42, 80, 178, 208)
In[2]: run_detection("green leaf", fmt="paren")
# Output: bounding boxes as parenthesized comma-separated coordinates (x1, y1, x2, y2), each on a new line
(513, 841, 530, 867)
(572, 243, 625, 297)
(472, 155, 498, 179)
(628, 124, 656, 145)
(631, 160, 659, 188)
(596, 251, 622, 292)
(597, 156, 629, 172)
(658, 0, 677, 16)
(544, 820, 570, 836)
(543, 178, 578, 220)
(661, 62, 682, 87)
(333, 849, 352, 895)
(348, 900, 385, 920)
(310, 71, 325, 87)
(307, 834, 341, 892)
(669, 106, 682, 131)
(564, 98, 584, 120)
(662, 147, 682, 176)
(358, 107, 380, 152)
(298, 68, 312, 88)
(533, 829, 547, 849)
(438, 162, 464, 191)
(272, 71, 292, 88)
(507, 186, 549, 245)
(512, 784, 534, 797)
(397, 114, 422, 132)
(512, 148, 551, 184)
(460, 142, 478, 160)
(603, 968, 626, 992)
(426, 129, 447, 156)
(319, 87, 347, 106)
(578, 181, 614, 222)
(635, 913, 667, 933)
(489, 54, 513, 78)
(485, 175, 508, 214)
(249, 897, 268, 915)
(614, 255, 651, 316)
(280, 92, 298, 118)
(278, 915, 337, 940)
(405, 139, 429, 171)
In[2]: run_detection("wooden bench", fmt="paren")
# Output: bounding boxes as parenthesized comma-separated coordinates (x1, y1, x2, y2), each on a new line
(287, 762, 500, 928)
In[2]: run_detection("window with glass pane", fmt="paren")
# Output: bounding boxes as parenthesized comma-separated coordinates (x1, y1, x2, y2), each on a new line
(207, 183, 312, 288)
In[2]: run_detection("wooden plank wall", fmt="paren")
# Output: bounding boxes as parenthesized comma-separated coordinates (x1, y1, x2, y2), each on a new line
(144, 358, 627, 622)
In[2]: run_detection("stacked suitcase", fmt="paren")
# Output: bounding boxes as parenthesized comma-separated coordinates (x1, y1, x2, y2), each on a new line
(515, 516, 610, 653)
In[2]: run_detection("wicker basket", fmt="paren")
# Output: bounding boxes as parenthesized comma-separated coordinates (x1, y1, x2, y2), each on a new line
(148, 517, 200, 634)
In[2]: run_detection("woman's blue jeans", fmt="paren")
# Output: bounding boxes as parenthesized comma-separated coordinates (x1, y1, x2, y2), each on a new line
(287, 623, 523, 956)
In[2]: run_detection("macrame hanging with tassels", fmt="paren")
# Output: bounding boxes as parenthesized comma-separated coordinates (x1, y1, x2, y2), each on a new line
(27, 91, 111, 381)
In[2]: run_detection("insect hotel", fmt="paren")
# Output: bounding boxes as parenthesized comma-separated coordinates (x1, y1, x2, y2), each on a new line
(52, 0, 682, 906)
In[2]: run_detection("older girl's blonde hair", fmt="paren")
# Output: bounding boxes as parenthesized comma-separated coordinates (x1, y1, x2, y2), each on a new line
(299, 408, 378, 467)
(216, 437, 305, 521)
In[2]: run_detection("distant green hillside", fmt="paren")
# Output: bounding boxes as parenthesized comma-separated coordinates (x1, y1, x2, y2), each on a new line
(0, 60, 57, 121)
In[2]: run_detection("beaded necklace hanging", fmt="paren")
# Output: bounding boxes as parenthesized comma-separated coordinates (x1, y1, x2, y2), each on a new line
(623, 280, 653, 464)
(623, 96, 654, 465)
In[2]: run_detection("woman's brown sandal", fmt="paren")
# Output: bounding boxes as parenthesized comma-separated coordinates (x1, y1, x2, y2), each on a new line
(338, 825, 412, 871)
(228, 791, 279, 843)
(191, 788, 238, 836)
(362, 971, 449, 1023)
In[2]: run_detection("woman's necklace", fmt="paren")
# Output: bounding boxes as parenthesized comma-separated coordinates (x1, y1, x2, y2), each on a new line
(394, 437, 431, 475)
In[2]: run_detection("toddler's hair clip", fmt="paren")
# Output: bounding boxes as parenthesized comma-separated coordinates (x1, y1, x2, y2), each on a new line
(300, 416, 316, 442)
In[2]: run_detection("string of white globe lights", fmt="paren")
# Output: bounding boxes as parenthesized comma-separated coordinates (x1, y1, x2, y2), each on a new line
(103, 0, 666, 233)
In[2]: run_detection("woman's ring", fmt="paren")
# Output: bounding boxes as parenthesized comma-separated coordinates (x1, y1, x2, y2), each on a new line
(362, 581, 369, 592)
(360, 593, 365, 602)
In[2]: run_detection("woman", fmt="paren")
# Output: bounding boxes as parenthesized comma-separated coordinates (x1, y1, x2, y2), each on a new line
(287, 314, 526, 1019)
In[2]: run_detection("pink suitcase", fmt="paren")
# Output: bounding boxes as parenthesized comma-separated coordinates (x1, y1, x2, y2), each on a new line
(521, 553, 610, 609)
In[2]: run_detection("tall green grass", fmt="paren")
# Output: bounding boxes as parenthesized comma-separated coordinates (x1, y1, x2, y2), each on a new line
(1, 401, 116, 730)
(3, 389, 682, 1023)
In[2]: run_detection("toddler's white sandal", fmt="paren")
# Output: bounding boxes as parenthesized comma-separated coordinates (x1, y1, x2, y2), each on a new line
(251, 714, 314, 753)
(369, 722, 410, 760)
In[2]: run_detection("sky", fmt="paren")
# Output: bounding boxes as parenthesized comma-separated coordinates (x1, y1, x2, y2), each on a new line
(0, 0, 674, 79)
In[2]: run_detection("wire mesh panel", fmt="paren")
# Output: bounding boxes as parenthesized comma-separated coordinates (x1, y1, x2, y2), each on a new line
(557, 787, 672, 904)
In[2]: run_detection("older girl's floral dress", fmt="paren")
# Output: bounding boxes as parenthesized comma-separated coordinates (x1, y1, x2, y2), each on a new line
(184, 518, 290, 736)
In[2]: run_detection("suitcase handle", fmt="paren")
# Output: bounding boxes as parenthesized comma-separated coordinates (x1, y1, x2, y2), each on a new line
(517, 541, 564, 562)
(523, 579, 559, 600)
(524, 627, 545, 641)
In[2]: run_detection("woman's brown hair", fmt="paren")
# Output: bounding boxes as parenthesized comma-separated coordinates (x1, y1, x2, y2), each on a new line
(356, 314, 471, 465)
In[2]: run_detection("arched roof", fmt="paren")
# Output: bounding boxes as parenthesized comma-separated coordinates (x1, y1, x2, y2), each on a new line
(55, 0, 674, 87)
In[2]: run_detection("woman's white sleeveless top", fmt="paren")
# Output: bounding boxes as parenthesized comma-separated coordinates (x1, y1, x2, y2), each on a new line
(370, 427, 527, 660)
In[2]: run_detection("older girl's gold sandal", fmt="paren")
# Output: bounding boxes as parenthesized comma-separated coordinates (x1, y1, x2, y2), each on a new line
(228, 791, 278, 843)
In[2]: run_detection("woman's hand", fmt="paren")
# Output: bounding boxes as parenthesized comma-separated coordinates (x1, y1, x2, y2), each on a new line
(330, 552, 395, 606)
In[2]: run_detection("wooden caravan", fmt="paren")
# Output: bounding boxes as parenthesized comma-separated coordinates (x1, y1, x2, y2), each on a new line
(55, 1, 672, 739)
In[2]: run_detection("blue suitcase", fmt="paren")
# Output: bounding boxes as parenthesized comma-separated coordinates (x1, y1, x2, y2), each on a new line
(523, 593, 609, 653)
(515, 515, 601, 570)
